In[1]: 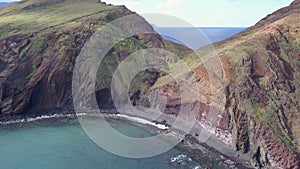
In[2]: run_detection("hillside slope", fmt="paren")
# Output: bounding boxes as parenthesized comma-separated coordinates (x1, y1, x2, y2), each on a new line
(0, 0, 193, 119)
(153, 0, 300, 168)
(223, 1, 300, 168)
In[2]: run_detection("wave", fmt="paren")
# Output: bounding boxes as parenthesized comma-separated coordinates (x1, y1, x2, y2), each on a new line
(170, 154, 192, 163)
(115, 114, 169, 130)
(0, 112, 169, 131)
(0, 113, 88, 125)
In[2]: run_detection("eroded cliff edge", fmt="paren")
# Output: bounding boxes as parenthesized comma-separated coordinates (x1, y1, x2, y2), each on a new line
(224, 1, 300, 168)
(0, 0, 192, 118)
(152, 0, 300, 168)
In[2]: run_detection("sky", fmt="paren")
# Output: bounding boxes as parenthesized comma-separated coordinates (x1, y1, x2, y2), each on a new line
(101, 0, 294, 27)
(1, 0, 294, 27)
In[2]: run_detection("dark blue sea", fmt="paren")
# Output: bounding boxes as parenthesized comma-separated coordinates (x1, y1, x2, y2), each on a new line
(154, 27, 246, 49)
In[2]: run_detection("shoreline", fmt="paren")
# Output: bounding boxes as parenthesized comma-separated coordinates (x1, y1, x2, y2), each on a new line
(0, 111, 252, 168)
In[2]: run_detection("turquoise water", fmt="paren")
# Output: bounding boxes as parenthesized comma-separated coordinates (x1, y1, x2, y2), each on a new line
(0, 118, 200, 169)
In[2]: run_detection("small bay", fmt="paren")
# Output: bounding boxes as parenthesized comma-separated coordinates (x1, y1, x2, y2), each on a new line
(0, 117, 234, 169)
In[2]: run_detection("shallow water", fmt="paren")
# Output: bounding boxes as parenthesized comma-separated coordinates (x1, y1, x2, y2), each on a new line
(0, 117, 233, 169)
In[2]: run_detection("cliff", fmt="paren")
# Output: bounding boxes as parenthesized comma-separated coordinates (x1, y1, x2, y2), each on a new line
(0, 0, 193, 119)
(152, 0, 300, 168)
(224, 1, 300, 168)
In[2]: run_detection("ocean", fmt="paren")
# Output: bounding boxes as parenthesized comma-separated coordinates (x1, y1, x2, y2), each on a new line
(0, 116, 235, 169)
(154, 27, 246, 49)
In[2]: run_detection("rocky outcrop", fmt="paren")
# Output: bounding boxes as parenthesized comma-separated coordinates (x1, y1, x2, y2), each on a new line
(215, 1, 300, 168)
(151, 0, 300, 168)
(0, 0, 184, 120)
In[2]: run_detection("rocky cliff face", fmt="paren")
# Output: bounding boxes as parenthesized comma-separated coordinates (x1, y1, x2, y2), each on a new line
(223, 1, 300, 168)
(174, 0, 300, 168)
(0, 0, 116, 117)
(0, 0, 191, 119)
(151, 0, 300, 168)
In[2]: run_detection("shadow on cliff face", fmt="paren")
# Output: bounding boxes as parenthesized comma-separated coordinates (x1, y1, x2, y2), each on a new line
(95, 88, 115, 110)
